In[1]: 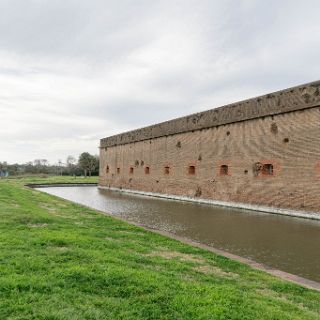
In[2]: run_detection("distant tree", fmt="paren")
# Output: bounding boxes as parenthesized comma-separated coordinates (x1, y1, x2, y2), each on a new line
(41, 159, 49, 167)
(66, 156, 76, 166)
(0, 162, 8, 178)
(66, 155, 77, 176)
(0, 155, 97, 177)
(7, 163, 19, 175)
(33, 159, 49, 174)
(78, 152, 98, 177)
(24, 161, 35, 174)
(33, 159, 41, 173)
(93, 156, 100, 175)
(58, 159, 63, 176)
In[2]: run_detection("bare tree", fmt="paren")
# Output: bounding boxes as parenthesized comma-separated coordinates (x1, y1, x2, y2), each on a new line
(41, 159, 49, 166)
(66, 155, 77, 176)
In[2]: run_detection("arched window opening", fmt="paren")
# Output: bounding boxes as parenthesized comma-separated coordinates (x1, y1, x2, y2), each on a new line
(188, 165, 196, 175)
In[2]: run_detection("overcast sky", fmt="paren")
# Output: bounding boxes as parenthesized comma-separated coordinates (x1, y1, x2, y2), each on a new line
(1, 0, 320, 164)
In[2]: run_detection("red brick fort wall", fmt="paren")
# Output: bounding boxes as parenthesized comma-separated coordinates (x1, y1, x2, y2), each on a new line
(99, 81, 320, 213)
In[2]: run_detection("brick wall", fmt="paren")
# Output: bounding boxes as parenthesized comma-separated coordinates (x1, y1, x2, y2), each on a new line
(99, 106, 320, 213)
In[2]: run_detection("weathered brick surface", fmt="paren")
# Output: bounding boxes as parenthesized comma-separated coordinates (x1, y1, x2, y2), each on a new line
(99, 82, 320, 213)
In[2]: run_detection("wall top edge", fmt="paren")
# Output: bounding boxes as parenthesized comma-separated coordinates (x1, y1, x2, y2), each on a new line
(100, 80, 320, 148)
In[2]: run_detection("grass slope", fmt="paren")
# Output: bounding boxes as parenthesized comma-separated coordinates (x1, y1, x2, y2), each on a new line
(0, 177, 319, 319)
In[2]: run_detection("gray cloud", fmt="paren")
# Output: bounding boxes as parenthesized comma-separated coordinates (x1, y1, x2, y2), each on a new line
(1, 0, 320, 163)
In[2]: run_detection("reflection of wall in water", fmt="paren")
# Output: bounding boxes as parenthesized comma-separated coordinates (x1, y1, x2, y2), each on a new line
(99, 81, 320, 214)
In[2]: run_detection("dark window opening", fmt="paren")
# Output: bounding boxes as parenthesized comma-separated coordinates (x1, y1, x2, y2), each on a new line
(117, 168, 120, 174)
(188, 165, 196, 175)
(164, 166, 170, 175)
(244, 169, 248, 174)
(106, 165, 109, 174)
(129, 167, 134, 174)
(220, 165, 229, 176)
(226, 131, 230, 136)
(283, 137, 289, 143)
(145, 166, 150, 174)
(262, 163, 273, 176)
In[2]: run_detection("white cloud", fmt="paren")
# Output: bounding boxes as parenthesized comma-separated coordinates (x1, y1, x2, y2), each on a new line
(1, 0, 320, 163)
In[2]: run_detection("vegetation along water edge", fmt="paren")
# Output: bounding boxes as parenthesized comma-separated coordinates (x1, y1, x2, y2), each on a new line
(0, 176, 319, 319)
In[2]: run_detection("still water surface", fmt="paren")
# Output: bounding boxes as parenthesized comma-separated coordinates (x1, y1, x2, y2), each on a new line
(37, 186, 320, 282)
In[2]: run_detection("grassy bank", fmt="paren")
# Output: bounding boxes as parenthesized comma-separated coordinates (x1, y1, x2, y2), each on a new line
(0, 177, 319, 319)
(6, 175, 99, 184)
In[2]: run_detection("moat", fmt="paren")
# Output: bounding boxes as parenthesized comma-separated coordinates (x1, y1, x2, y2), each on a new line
(37, 186, 320, 282)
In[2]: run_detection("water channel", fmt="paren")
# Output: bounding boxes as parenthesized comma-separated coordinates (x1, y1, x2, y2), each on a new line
(37, 186, 320, 282)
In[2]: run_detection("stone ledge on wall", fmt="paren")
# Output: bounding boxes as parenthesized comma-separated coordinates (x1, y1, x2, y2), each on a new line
(98, 186, 320, 220)
(100, 80, 320, 148)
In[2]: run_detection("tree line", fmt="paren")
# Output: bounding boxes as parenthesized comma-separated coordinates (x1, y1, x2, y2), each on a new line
(0, 152, 99, 177)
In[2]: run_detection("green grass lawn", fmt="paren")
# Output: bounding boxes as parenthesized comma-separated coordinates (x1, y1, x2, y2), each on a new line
(0, 176, 319, 319)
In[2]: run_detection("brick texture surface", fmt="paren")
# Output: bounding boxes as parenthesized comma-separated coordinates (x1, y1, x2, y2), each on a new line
(99, 82, 320, 213)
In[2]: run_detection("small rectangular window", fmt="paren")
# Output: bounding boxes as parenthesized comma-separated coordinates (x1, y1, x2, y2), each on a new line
(188, 165, 195, 175)
(164, 166, 170, 175)
(262, 164, 273, 176)
(117, 168, 120, 174)
(220, 165, 229, 176)
(129, 167, 134, 174)
(145, 166, 150, 174)
(106, 165, 109, 174)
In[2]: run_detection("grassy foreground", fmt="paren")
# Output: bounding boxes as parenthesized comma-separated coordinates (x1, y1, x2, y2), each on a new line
(0, 177, 319, 320)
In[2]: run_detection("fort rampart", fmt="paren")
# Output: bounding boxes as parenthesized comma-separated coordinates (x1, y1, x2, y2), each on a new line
(99, 81, 320, 217)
